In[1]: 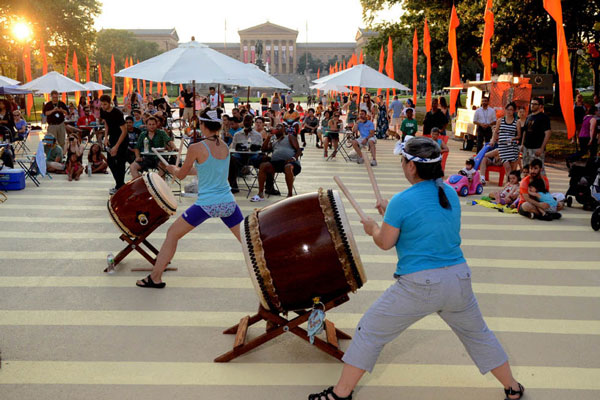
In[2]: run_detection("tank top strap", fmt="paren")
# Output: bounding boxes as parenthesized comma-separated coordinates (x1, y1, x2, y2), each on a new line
(200, 140, 213, 159)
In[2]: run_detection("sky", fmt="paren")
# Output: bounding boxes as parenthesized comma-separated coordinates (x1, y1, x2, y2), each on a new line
(94, 0, 403, 44)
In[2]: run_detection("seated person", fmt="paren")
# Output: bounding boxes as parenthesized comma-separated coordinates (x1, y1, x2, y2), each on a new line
(524, 177, 560, 220)
(226, 116, 242, 146)
(323, 111, 342, 158)
(76, 105, 96, 139)
(124, 116, 142, 164)
(13, 110, 28, 140)
(400, 108, 418, 141)
(146, 102, 157, 115)
(130, 116, 175, 179)
(65, 151, 84, 181)
(518, 159, 555, 217)
(300, 108, 320, 148)
(460, 158, 476, 181)
(132, 109, 144, 129)
(351, 109, 377, 166)
(254, 116, 269, 141)
(283, 103, 299, 123)
(251, 124, 302, 201)
(488, 170, 520, 206)
(43, 134, 65, 173)
(479, 146, 503, 185)
(87, 143, 108, 174)
(228, 114, 264, 193)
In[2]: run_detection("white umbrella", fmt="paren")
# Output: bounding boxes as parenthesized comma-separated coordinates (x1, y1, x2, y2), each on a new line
(0, 75, 20, 87)
(83, 81, 111, 91)
(313, 64, 410, 91)
(310, 82, 352, 93)
(115, 40, 287, 89)
(20, 71, 87, 93)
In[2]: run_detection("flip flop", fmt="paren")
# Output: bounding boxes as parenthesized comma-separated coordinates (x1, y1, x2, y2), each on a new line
(136, 274, 166, 289)
(250, 195, 265, 202)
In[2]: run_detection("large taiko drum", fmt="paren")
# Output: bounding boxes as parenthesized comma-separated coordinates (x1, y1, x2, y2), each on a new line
(241, 188, 366, 313)
(108, 172, 177, 238)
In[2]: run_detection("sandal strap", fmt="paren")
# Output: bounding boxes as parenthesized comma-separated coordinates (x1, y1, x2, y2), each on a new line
(504, 383, 524, 397)
(308, 386, 352, 400)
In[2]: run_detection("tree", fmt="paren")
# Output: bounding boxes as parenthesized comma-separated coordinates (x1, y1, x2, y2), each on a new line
(95, 29, 161, 75)
(297, 52, 325, 74)
(0, 0, 100, 79)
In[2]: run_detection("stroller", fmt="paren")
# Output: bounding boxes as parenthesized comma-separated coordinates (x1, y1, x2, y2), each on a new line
(591, 168, 600, 231)
(565, 157, 600, 211)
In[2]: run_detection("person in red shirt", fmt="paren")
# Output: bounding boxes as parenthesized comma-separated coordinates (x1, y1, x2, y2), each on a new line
(77, 105, 97, 140)
(518, 159, 555, 217)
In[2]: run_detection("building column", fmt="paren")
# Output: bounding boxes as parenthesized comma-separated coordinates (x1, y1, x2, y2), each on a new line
(240, 40, 244, 62)
(270, 40, 274, 73)
(278, 39, 283, 74)
(293, 41, 297, 75)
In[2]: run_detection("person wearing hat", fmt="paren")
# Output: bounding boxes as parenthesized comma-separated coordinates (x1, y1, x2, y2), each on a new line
(43, 134, 65, 173)
(42, 90, 69, 148)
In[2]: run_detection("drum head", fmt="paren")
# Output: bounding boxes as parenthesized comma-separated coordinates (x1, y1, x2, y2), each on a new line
(144, 172, 177, 215)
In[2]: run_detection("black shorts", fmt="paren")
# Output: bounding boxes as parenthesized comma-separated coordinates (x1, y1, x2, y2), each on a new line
(270, 160, 301, 176)
(324, 131, 339, 140)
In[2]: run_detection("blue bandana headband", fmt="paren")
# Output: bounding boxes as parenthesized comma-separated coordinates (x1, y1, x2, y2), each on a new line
(393, 141, 443, 163)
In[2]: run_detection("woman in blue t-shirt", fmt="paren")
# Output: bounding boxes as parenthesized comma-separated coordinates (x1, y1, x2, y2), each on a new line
(309, 137, 524, 400)
(136, 108, 243, 289)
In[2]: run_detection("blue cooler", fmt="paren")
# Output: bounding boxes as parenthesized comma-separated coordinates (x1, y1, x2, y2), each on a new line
(0, 168, 26, 190)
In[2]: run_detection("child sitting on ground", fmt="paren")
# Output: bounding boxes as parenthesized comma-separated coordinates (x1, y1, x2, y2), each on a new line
(431, 128, 449, 154)
(65, 152, 83, 181)
(87, 143, 108, 174)
(527, 178, 560, 220)
(460, 158, 476, 181)
(489, 170, 520, 206)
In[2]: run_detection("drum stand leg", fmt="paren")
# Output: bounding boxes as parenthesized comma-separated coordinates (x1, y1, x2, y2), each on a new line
(214, 294, 351, 363)
(104, 231, 178, 273)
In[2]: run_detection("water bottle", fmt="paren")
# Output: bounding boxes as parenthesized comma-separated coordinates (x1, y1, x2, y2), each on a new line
(87, 164, 92, 177)
(106, 253, 116, 274)
(143, 137, 149, 153)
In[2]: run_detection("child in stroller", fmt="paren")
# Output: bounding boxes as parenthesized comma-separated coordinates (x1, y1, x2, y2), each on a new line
(566, 157, 600, 211)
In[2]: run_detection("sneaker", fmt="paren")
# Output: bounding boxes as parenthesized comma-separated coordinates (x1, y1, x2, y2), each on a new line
(109, 187, 117, 195)
(250, 195, 265, 202)
(231, 187, 240, 194)
(357, 157, 365, 164)
(550, 212, 562, 220)
(480, 177, 486, 185)
(539, 213, 554, 221)
(265, 188, 281, 196)
(370, 160, 377, 167)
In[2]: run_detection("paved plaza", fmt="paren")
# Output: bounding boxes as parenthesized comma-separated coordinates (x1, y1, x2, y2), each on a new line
(0, 136, 599, 399)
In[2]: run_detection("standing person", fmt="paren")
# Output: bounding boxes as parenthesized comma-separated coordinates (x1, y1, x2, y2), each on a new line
(438, 96, 451, 137)
(208, 87, 220, 109)
(136, 108, 243, 288)
(180, 86, 194, 121)
(271, 92, 282, 113)
(490, 102, 521, 178)
(99, 94, 128, 195)
(473, 96, 497, 153)
(308, 137, 524, 400)
(375, 95, 389, 139)
(0, 99, 15, 141)
(359, 93, 375, 119)
(233, 93, 240, 109)
(567, 106, 598, 165)
(521, 98, 551, 167)
(574, 94, 586, 138)
(42, 90, 69, 148)
(260, 93, 269, 114)
(323, 111, 342, 158)
(400, 108, 418, 141)
(342, 93, 359, 128)
(388, 95, 403, 137)
(286, 91, 293, 108)
(422, 98, 448, 139)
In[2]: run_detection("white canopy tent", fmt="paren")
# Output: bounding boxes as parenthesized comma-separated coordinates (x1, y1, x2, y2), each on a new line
(20, 71, 88, 93)
(313, 64, 410, 91)
(0, 75, 20, 87)
(310, 82, 353, 93)
(83, 81, 111, 91)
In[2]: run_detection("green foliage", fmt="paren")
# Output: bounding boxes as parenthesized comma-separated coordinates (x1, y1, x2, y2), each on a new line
(297, 52, 326, 74)
(95, 29, 161, 73)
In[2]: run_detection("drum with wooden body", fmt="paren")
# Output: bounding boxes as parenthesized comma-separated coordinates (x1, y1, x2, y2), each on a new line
(241, 188, 366, 312)
(108, 172, 177, 238)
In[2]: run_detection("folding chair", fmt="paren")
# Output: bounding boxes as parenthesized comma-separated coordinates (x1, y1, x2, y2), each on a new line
(327, 128, 355, 162)
(270, 172, 297, 197)
(15, 141, 52, 187)
(13, 127, 31, 154)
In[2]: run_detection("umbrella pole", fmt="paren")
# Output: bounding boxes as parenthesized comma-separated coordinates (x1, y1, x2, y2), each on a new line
(247, 86, 250, 105)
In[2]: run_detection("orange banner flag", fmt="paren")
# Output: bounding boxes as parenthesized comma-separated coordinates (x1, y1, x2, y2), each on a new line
(544, 0, 575, 139)
(163, 82, 167, 96)
(23, 44, 33, 116)
(123, 58, 129, 99)
(316, 68, 320, 96)
(385, 36, 395, 103)
(136, 59, 141, 94)
(110, 54, 116, 98)
(97, 64, 103, 96)
(156, 81, 161, 96)
(377, 44, 385, 97)
(448, 5, 461, 115)
(424, 18, 432, 112)
(40, 42, 49, 101)
(412, 28, 419, 106)
(85, 55, 90, 97)
(129, 57, 134, 93)
(143, 80, 147, 101)
(73, 51, 81, 103)
(359, 50, 364, 65)
(481, 0, 494, 81)
(149, 81, 153, 96)
(62, 51, 69, 103)
(343, 59, 347, 70)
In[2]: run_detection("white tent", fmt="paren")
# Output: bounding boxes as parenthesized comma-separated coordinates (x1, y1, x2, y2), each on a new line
(310, 82, 353, 93)
(83, 81, 111, 91)
(20, 71, 87, 93)
(0, 75, 20, 87)
(115, 40, 288, 89)
(313, 64, 410, 91)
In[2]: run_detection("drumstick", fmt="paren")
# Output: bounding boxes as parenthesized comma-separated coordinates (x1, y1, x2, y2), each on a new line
(175, 137, 184, 166)
(334, 176, 368, 222)
(151, 148, 170, 166)
(363, 153, 383, 203)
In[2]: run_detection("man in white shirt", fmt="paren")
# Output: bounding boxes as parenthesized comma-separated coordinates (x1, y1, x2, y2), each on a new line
(472, 96, 497, 153)
(228, 115, 264, 193)
(208, 87, 221, 109)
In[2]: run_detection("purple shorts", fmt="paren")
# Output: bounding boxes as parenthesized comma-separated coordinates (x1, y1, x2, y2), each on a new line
(182, 202, 243, 228)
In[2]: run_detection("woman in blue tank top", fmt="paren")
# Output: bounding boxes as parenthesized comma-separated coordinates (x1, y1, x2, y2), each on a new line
(309, 137, 524, 400)
(137, 108, 243, 289)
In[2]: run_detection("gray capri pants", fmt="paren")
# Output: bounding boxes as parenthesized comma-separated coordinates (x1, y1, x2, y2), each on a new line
(343, 263, 508, 374)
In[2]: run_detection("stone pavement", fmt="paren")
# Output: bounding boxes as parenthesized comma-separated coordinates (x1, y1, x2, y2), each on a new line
(0, 135, 599, 400)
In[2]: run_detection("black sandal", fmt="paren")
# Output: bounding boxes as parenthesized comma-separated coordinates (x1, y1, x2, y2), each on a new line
(136, 275, 166, 289)
(308, 386, 352, 400)
(504, 382, 525, 399)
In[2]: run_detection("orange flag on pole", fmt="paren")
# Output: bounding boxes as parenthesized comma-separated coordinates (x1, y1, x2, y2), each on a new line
(424, 18, 432, 112)
(62, 51, 69, 103)
(129, 57, 134, 93)
(149, 81, 154, 96)
(136, 59, 141, 94)
(343, 59, 347, 70)
(163, 82, 167, 97)
(143, 80, 147, 101)
(316, 68, 320, 96)
(385, 36, 395, 103)
(448, 5, 461, 115)
(110, 54, 116, 98)
(85, 55, 90, 97)
(156, 82, 161, 97)
(544, 0, 576, 139)
(123, 58, 129, 99)
(97, 64, 104, 96)
(412, 29, 419, 106)
(23, 45, 33, 116)
(481, 0, 494, 81)
(40, 42, 49, 101)
(377, 44, 385, 97)
(359, 50, 364, 64)
(73, 51, 81, 103)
